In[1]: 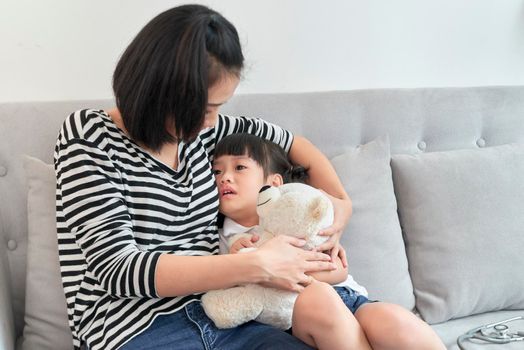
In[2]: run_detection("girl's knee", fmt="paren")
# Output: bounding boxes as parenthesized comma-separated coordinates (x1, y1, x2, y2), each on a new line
(356, 303, 444, 349)
(294, 282, 340, 319)
(293, 282, 346, 330)
(293, 283, 372, 350)
(294, 282, 336, 319)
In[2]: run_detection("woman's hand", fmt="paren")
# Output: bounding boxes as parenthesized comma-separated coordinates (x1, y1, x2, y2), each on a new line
(315, 191, 352, 260)
(229, 234, 259, 254)
(253, 235, 336, 293)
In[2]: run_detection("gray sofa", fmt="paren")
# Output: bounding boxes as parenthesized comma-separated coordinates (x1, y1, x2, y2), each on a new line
(1, 86, 524, 350)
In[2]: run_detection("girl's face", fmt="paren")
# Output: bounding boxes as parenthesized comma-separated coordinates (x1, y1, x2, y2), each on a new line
(213, 154, 282, 227)
(203, 74, 240, 129)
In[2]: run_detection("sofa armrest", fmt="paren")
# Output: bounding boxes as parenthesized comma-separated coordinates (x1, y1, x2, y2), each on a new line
(0, 248, 16, 350)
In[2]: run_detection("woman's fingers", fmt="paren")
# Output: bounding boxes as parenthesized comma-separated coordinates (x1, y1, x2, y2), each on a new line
(318, 222, 344, 236)
(280, 235, 307, 248)
(315, 234, 338, 253)
(299, 274, 315, 287)
(338, 245, 348, 268)
(302, 250, 331, 262)
(291, 284, 305, 293)
(304, 259, 337, 273)
(255, 235, 339, 292)
(330, 244, 340, 262)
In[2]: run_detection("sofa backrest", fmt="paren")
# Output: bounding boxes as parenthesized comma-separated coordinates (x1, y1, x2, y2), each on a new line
(0, 100, 114, 340)
(1, 86, 524, 340)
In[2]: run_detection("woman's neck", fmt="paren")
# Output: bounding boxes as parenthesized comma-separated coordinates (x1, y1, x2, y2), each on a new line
(107, 108, 179, 170)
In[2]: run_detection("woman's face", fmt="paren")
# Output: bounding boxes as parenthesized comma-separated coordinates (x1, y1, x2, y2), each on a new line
(203, 74, 240, 129)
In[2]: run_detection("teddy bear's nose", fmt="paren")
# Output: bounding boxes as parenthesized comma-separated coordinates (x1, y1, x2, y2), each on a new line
(259, 185, 271, 193)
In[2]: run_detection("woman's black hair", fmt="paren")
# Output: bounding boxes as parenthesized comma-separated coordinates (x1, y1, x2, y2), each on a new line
(214, 133, 308, 183)
(113, 4, 244, 151)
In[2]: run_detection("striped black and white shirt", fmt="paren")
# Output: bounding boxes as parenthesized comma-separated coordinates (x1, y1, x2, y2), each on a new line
(54, 109, 293, 350)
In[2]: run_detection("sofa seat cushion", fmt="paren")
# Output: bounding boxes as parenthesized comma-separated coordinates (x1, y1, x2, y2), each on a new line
(391, 143, 524, 324)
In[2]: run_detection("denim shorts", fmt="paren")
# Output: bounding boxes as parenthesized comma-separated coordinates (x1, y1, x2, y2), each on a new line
(120, 301, 314, 350)
(334, 286, 373, 314)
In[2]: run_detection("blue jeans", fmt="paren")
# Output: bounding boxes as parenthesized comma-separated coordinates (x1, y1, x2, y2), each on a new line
(121, 301, 314, 350)
(334, 287, 373, 314)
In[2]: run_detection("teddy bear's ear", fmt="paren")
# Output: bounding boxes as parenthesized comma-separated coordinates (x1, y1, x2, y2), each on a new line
(256, 186, 281, 218)
(309, 196, 328, 220)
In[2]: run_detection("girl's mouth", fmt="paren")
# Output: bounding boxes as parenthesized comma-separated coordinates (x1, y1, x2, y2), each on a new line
(220, 186, 236, 197)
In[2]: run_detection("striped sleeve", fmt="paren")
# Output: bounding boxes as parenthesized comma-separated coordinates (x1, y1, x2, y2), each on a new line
(215, 115, 294, 152)
(55, 112, 161, 298)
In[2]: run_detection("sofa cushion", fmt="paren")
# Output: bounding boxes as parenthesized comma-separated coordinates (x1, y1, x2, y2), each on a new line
(391, 143, 524, 324)
(431, 309, 524, 350)
(330, 135, 415, 308)
(22, 156, 72, 350)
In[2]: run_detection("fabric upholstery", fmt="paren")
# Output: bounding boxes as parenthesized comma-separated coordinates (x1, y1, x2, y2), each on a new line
(0, 100, 113, 343)
(391, 143, 524, 324)
(432, 310, 524, 350)
(331, 135, 414, 308)
(0, 243, 15, 350)
(1, 87, 524, 348)
(21, 156, 72, 349)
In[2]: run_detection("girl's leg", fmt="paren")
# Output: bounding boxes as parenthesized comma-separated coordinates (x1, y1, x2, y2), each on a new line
(292, 281, 372, 350)
(354, 302, 446, 350)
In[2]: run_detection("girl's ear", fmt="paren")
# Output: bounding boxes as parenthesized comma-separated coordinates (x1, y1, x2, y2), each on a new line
(268, 173, 283, 187)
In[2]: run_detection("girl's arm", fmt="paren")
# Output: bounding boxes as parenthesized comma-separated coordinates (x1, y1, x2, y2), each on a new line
(307, 244, 349, 284)
(288, 136, 352, 255)
(308, 256, 348, 285)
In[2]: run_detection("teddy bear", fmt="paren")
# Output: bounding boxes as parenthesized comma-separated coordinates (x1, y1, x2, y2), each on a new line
(201, 182, 334, 330)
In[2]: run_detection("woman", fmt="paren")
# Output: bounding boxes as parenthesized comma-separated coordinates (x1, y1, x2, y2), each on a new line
(55, 5, 351, 350)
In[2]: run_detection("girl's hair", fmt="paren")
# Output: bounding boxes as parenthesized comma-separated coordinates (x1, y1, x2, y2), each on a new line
(214, 133, 308, 183)
(113, 4, 244, 151)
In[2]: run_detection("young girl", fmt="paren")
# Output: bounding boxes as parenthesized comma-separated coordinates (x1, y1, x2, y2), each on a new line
(212, 133, 446, 350)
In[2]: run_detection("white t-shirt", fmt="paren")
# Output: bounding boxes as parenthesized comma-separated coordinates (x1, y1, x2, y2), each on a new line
(220, 217, 369, 297)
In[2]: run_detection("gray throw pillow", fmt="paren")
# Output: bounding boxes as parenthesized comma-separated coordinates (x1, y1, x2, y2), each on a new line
(391, 143, 524, 324)
(331, 135, 415, 309)
(22, 155, 73, 350)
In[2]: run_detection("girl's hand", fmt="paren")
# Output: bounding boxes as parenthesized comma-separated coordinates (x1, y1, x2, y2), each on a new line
(229, 234, 260, 254)
(325, 243, 348, 268)
(333, 243, 348, 268)
(315, 191, 352, 260)
(308, 243, 348, 284)
(254, 235, 337, 293)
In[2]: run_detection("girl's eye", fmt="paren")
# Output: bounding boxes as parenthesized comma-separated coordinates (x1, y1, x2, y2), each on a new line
(212, 169, 221, 175)
(235, 165, 246, 171)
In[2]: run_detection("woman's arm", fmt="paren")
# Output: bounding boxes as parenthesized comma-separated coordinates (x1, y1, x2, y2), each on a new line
(288, 136, 352, 254)
(289, 136, 349, 201)
(155, 235, 336, 297)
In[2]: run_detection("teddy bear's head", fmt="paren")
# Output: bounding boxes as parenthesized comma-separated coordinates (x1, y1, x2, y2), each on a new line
(256, 183, 333, 250)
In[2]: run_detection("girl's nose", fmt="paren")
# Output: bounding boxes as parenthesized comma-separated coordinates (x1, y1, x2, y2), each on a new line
(220, 172, 232, 183)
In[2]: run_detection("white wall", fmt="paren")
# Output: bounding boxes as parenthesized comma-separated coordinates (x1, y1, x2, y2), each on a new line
(1, 0, 523, 102)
